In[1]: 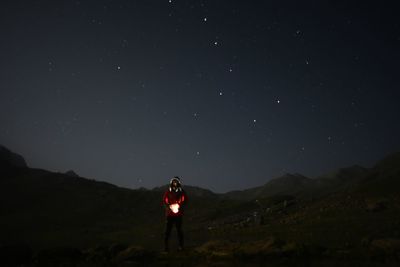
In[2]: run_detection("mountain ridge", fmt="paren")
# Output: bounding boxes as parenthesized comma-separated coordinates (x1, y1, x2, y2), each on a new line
(1, 144, 399, 197)
(1, 145, 400, 264)
(0, 145, 28, 169)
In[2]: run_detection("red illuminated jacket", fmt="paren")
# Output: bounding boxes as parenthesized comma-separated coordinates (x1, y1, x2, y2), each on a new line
(163, 187, 188, 217)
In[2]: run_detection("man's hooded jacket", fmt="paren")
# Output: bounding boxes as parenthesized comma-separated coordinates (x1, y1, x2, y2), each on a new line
(163, 181, 188, 217)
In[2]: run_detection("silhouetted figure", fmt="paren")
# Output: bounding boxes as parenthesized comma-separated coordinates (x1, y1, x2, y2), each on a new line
(163, 176, 188, 252)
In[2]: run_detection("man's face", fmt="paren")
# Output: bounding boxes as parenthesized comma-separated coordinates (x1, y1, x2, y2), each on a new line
(172, 180, 178, 187)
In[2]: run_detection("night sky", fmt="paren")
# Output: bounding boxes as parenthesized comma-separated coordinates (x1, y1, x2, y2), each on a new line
(1, 0, 399, 192)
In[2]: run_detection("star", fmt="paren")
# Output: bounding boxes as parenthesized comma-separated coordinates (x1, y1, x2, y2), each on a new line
(219, 92, 223, 96)
(253, 119, 257, 123)
(214, 41, 218, 46)
(276, 99, 280, 104)
(203, 17, 207, 22)
(117, 66, 121, 70)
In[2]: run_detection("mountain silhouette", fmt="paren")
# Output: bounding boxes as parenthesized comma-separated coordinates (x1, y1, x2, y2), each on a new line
(0, 145, 27, 168)
(65, 170, 79, 177)
(223, 173, 314, 200)
(1, 144, 400, 265)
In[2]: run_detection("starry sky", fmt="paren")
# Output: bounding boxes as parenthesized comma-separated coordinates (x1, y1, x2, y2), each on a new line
(1, 0, 399, 192)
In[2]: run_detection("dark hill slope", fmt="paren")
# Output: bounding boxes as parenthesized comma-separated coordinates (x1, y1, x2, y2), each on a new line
(1, 144, 399, 262)
(223, 165, 371, 201)
(0, 145, 27, 168)
(223, 174, 314, 201)
(353, 152, 400, 196)
(0, 150, 240, 251)
(206, 153, 400, 259)
(0, 165, 166, 250)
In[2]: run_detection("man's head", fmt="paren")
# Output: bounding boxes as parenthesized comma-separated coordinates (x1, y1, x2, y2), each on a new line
(170, 176, 181, 189)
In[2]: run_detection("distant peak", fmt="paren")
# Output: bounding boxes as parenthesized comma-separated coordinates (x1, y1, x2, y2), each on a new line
(0, 144, 28, 168)
(65, 170, 79, 177)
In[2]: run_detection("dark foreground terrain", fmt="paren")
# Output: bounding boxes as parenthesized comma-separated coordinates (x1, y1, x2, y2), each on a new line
(1, 145, 400, 266)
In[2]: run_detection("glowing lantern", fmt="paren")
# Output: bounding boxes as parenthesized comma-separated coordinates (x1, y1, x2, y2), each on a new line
(170, 203, 180, 213)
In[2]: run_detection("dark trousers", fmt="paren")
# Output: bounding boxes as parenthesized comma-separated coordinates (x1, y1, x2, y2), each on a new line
(164, 216, 184, 249)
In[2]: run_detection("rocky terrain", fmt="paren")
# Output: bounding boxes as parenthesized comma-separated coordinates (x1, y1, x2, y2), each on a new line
(1, 145, 399, 266)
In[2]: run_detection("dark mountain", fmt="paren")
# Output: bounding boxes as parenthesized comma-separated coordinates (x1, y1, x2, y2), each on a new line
(0, 145, 224, 251)
(373, 151, 400, 176)
(65, 170, 79, 177)
(0, 159, 162, 250)
(223, 165, 372, 201)
(317, 164, 368, 181)
(223, 173, 315, 200)
(0, 145, 27, 168)
(316, 165, 369, 189)
(1, 144, 399, 265)
(353, 152, 400, 196)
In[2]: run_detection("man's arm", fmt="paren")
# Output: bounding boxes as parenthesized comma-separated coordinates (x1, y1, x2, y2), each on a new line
(163, 191, 170, 206)
(180, 190, 188, 205)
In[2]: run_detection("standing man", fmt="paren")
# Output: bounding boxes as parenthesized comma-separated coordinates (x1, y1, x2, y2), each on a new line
(163, 176, 188, 252)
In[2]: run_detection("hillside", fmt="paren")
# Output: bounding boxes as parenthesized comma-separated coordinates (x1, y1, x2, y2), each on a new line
(223, 173, 315, 200)
(223, 165, 372, 201)
(1, 145, 400, 265)
(0, 146, 239, 252)
(0, 145, 27, 168)
(0, 165, 162, 249)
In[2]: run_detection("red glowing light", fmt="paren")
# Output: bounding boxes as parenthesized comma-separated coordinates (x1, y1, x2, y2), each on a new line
(170, 203, 180, 213)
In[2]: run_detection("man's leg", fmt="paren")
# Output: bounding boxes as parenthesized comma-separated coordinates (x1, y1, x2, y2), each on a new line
(176, 216, 184, 250)
(164, 217, 173, 252)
